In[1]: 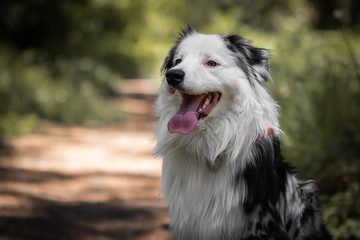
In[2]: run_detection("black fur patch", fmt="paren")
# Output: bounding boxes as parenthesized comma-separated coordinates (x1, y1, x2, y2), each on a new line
(236, 137, 288, 214)
(223, 34, 271, 83)
(235, 137, 332, 239)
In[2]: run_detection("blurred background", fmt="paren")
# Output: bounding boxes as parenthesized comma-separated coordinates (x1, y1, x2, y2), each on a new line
(0, 0, 359, 239)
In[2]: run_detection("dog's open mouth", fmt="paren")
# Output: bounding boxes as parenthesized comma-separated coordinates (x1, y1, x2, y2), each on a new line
(167, 91, 222, 135)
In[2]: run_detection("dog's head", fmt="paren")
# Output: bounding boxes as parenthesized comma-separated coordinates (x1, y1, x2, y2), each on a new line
(158, 27, 273, 137)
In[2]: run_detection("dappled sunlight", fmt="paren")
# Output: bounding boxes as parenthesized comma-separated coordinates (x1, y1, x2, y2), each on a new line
(2, 128, 159, 176)
(0, 79, 171, 239)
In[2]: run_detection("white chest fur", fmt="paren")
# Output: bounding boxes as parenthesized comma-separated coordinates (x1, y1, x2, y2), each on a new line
(160, 151, 248, 240)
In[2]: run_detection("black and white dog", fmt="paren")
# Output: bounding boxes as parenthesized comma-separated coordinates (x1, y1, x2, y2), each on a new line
(155, 27, 331, 240)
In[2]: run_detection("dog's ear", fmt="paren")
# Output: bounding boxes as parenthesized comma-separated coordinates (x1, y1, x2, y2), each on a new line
(250, 47, 271, 83)
(179, 25, 194, 38)
(161, 26, 196, 74)
(224, 34, 271, 83)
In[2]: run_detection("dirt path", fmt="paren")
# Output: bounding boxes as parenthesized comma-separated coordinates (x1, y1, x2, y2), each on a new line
(0, 79, 172, 240)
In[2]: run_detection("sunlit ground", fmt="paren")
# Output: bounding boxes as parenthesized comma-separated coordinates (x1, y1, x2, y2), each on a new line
(0, 79, 172, 240)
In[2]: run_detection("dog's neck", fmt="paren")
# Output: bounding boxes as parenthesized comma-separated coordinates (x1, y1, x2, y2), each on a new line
(206, 127, 277, 172)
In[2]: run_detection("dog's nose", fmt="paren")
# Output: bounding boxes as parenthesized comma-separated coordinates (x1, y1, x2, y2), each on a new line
(166, 69, 185, 87)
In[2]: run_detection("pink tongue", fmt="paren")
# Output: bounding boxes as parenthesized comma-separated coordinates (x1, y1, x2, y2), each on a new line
(168, 94, 205, 135)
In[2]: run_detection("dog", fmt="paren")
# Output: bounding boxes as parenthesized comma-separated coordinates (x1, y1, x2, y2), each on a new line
(155, 27, 331, 240)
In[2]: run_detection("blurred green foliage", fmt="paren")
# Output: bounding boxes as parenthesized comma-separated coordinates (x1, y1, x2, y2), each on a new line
(0, 0, 359, 238)
(270, 29, 360, 240)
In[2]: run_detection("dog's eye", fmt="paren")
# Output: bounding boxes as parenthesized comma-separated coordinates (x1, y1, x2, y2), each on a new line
(206, 60, 218, 67)
(174, 59, 182, 65)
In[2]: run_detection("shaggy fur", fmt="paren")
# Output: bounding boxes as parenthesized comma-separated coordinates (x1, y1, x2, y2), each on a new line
(155, 27, 331, 240)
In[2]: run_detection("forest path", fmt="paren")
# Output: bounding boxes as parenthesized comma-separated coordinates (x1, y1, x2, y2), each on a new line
(0, 79, 172, 240)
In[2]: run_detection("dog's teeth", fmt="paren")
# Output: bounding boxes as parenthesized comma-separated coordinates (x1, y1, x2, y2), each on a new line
(205, 98, 210, 106)
(199, 97, 212, 113)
